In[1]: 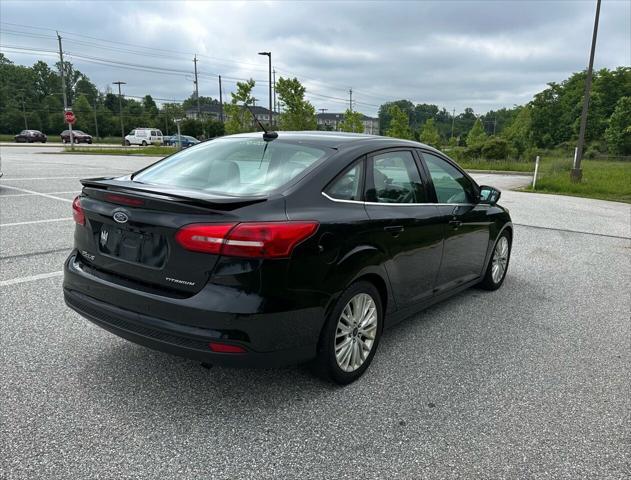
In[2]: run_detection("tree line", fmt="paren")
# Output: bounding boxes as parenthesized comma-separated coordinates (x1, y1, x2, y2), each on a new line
(1, 53, 629, 156)
(380, 67, 630, 157)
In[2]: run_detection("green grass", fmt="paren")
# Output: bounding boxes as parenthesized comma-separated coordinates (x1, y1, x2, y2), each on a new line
(456, 156, 631, 203)
(457, 159, 535, 172)
(64, 146, 175, 156)
(525, 160, 631, 203)
(93, 136, 125, 144)
(1, 133, 131, 144)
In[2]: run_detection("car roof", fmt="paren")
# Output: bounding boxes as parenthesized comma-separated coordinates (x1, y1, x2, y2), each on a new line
(227, 130, 438, 151)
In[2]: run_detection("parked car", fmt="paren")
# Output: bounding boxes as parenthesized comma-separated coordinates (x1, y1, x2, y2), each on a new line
(64, 132, 512, 384)
(14, 130, 47, 143)
(164, 134, 200, 148)
(125, 128, 163, 146)
(60, 130, 93, 144)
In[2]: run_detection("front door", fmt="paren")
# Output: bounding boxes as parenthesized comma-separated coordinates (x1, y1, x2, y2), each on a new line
(364, 149, 443, 308)
(419, 151, 491, 293)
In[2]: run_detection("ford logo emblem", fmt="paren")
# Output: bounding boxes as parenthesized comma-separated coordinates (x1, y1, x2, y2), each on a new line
(113, 211, 129, 224)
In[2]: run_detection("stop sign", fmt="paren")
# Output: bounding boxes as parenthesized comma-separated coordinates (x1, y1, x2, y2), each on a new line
(64, 110, 76, 124)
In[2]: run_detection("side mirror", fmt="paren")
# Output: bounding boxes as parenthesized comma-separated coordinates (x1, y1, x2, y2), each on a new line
(478, 185, 501, 205)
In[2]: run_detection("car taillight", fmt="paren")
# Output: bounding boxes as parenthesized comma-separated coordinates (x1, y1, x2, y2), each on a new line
(175, 223, 236, 254)
(175, 222, 318, 258)
(223, 222, 319, 258)
(72, 196, 85, 225)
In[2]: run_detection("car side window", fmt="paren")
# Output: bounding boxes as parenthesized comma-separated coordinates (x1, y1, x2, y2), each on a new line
(367, 151, 425, 204)
(325, 160, 364, 201)
(422, 152, 476, 204)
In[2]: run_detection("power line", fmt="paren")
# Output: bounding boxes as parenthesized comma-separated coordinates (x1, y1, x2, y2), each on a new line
(3, 22, 387, 107)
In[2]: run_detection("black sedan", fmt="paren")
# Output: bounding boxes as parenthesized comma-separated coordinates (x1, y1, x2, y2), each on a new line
(61, 130, 92, 144)
(63, 132, 512, 384)
(14, 130, 47, 143)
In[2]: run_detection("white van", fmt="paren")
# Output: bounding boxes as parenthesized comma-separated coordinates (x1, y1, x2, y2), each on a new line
(125, 128, 163, 146)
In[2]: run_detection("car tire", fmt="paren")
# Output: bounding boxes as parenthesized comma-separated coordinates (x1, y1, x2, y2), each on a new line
(479, 230, 511, 291)
(125, 140, 131, 146)
(142, 140, 147, 146)
(313, 280, 383, 384)
(87, 139, 92, 144)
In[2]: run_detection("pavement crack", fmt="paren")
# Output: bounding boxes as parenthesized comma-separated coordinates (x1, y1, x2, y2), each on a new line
(0, 247, 71, 261)
(514, 223, 630, 240)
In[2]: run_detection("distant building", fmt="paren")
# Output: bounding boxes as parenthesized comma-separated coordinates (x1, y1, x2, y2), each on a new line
(316, 112, 379, 134)
(185, 103, 222, 120)
(185, 104, 278, 125)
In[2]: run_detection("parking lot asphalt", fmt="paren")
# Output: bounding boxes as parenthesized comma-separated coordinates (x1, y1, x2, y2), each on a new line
(1, 146, 630, 479)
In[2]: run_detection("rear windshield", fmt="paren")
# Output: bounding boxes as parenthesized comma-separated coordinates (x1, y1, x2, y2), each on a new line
(133, 137, 328, 196)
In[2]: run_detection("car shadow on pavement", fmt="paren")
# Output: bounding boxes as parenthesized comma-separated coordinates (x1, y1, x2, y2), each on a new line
(75, 274, 538, 428)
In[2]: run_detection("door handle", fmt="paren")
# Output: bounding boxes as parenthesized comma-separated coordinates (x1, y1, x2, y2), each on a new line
(449, 219, 462, 228)
(384, 225, 404, 236)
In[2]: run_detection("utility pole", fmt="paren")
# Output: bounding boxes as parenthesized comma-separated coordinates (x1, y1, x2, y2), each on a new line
(272, 68, 277, 125)
(349, 88, 353, 112)
(193, 55, 201, 119)
(258, 51, 272, 128)
(93, 99, 99, 139)
(493, 116, 497, 135)
(57, 32, 74, 149)
(112, 81, 126, 146)
(450, 108, 456, 140)
(572, 0, 601, 183)
(193, 55, 204, 138)
(19, 94, 27, 129)
(218, 75, 224, 123)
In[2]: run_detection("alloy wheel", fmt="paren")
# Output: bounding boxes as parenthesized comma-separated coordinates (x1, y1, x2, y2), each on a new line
(491, 236, 509, 284)
(335, 293, 378, 372)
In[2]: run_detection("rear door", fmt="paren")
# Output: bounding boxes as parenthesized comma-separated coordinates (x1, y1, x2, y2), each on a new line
(363, 149, 443, 308)
(418, 150, 491, 292)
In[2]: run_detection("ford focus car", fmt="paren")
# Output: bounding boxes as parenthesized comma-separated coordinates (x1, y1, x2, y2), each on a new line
(63, 132, 512, 384)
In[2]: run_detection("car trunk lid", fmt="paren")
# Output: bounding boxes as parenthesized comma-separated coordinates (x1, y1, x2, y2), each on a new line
(75, 177, 268, 295)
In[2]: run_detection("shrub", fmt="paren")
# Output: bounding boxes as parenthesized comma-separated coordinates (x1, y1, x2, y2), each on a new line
(481, 137, 510, 160)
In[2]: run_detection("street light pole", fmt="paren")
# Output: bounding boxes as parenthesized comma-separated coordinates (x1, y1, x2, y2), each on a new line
(258, 51, 272, 128)
(572, 0, 602, 183)
(57, 32, 74, 149)
(112, 81, 126, 146)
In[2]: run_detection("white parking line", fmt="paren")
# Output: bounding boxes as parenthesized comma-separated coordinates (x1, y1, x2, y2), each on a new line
(1, 217, 73, 227)
(0, 185, 73, 202)
(0, 176, 81, 180)
(1, 190, 80, 198)
(0, 271, 63, 287)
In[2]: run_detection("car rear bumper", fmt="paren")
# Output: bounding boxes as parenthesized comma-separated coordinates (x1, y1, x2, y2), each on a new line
(63, 252, 325, 367)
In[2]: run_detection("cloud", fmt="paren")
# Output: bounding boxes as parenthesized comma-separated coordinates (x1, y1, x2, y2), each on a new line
(1, 0, 629, 116)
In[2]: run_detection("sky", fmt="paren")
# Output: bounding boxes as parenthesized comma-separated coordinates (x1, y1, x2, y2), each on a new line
(1, 0, 629, 117)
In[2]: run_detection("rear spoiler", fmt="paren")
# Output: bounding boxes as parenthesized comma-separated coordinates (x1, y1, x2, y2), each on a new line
(81, 177, 268, 210)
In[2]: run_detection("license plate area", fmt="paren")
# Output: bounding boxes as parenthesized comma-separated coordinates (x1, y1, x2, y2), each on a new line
(98, 223, 168, 268)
